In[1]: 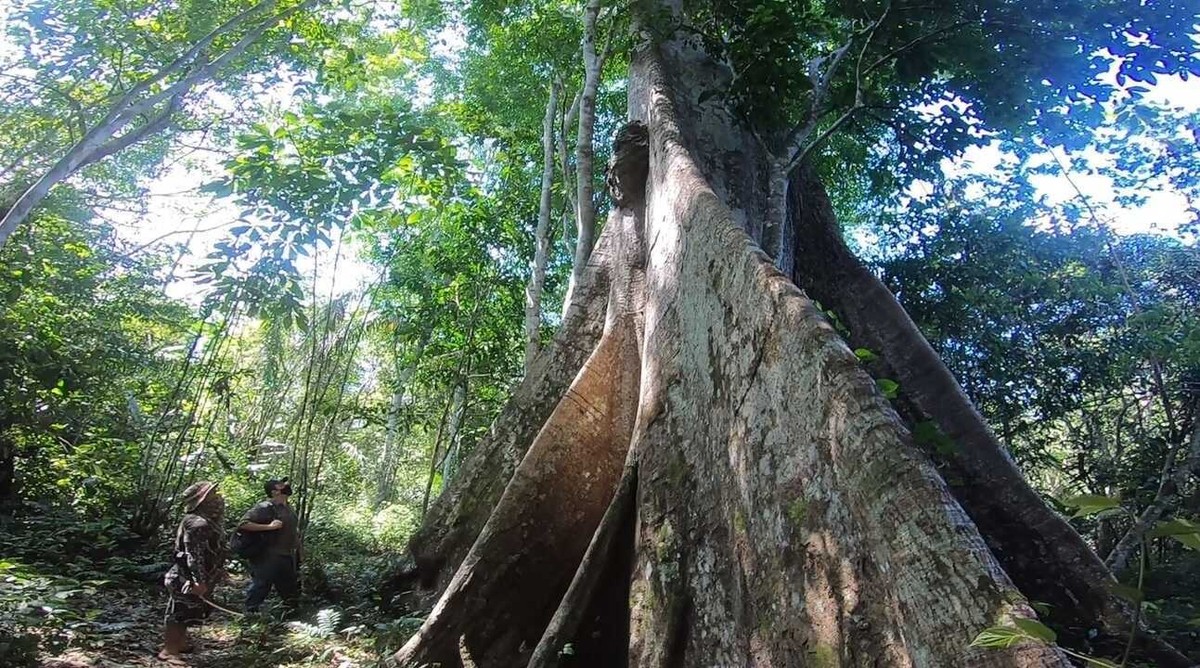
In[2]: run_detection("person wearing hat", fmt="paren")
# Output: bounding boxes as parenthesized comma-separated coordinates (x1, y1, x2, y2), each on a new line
(160, 480, 226, 660)
(238, 477, 301, 613)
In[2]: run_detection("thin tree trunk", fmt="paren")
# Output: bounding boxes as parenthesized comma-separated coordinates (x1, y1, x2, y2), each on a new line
(376, 337, 425, 507)
(562, 0, 603, 307)
(440, 382, 468, 484)
(1106, 420, 1200, 573)
(526, 83, 560, 370)
(0, 0, 318, 249)
(0, 426, 15, 502)
(559, 86, 582, 251)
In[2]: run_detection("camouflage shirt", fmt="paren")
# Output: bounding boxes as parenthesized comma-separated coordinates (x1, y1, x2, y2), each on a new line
(163, 513, 225, 591)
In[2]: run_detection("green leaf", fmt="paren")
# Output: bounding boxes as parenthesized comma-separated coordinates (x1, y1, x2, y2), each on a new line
(1060, 494, 1121, 518)
(1012, 618, 1056, 643)
(913, 420, 958, 456)
(876, 378, 900, 400)
(970, 626, 1027, 649)
(1169, 533, 1200, 550)
(1148, 518, 1200, 537)
(1108, 583, 1143, 603)
(1029, 601, 1053, 617)
(853, 348, 878, 362)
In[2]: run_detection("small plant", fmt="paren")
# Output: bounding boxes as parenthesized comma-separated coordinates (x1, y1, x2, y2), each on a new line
(972, 494, 1200, 667)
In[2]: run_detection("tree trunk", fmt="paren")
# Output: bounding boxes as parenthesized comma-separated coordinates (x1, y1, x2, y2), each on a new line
(386, 24, 1087, 666)
(440, 381, 468, 484)
(562, 0, 604, 307)
(381, 227, 615, 609)
(1106, 419, 1200, 574)
(526, 83, 560, 371)
(0, 426, 15, 502)
(788, 167, 1189, 666)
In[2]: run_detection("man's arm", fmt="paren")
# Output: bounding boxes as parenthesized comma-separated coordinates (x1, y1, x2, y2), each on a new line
(239, 503, 283, 532)
(239, 518, 283, 532)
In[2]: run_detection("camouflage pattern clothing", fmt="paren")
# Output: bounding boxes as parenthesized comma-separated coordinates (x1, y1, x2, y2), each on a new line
(163, 513, 225, 625)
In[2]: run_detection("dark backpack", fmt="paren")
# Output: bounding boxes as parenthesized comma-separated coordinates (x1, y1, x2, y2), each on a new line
(229, 504, 276, 559)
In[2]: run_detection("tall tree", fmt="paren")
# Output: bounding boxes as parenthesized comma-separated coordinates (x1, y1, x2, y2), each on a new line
(386, 0, 1200, 666)
(0, 0, 327, 249)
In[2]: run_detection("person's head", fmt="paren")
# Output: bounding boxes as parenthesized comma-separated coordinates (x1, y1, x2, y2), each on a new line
(181, 481, 224, 519)
(264, 477, 293, 502)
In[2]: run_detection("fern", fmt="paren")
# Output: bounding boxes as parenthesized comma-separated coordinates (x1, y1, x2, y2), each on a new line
(287, 607, 342, 639)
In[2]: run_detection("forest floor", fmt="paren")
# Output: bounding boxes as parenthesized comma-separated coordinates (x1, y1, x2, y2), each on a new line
(7, 564, 380, 668)
(0, 509, 410, 668)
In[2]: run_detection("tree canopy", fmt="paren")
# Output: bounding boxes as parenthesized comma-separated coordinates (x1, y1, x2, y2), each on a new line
(0, 0, 1198, 666)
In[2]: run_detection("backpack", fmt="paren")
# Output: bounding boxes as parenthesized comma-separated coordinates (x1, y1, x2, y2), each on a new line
(229, 503, 277, 560)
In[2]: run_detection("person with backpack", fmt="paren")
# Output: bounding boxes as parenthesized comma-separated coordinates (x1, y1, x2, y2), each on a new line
(160, 480, 226, 660)
(234, 477, 301, 613)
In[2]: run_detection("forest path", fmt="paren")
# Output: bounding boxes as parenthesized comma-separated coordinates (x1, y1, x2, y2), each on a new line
(16, 570, 365, 668)
(38, 578, 256, 668)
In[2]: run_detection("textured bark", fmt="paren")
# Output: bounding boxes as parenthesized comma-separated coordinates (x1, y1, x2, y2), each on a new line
(789, 168, 1190, 667)
(382, 228, 616, 609)
(384, 4, 1188, 666)
(390, 32, 1075, 667)
(526, 83, 560, 371)
(563, 0, 604, 307)
(394, 313, 642, 667)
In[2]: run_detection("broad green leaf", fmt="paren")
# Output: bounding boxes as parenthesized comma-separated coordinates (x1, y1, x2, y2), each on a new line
(1060, 494, 1121, 518)
(1148, 518, 1200, 537)
(1169, 533, 1200, 550)
(853, 347, 878, 362)
(1012, 618, 1056, 643)
(1108, 583, 1143, 603)
(876, 378, 900, 400)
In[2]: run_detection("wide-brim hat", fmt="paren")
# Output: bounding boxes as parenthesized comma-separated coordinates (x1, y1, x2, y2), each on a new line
(181, 481, 219, 512)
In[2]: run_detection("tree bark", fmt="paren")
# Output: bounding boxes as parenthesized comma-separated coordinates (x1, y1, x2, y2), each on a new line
(788, 167, 1190, 667)
(526, 83, 560, 371)
(381, 227, 615, 609)
(563, 0, 604, 308)
(389, 26, 1077, 666)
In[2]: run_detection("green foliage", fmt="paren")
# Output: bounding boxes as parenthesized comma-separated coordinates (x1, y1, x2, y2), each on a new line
(1061, 494, 1122, 519)
(0, 207, 193, 506)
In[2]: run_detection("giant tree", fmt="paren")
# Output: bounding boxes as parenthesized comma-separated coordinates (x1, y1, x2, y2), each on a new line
(379, 0, 1200, 665)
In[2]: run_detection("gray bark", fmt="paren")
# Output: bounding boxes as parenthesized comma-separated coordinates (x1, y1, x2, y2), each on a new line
(388, 27, 1072, 667)
(525, 83, 560, 371)
(788, 168, 1189, 666)
(384, 3, 1187, 666)
(440, 381, 468, 484)
(382, 227, 615, 609)
(563, 0, 604, 308)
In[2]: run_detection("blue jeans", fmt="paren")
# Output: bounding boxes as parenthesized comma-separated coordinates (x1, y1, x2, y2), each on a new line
(244, 554, 298, 612)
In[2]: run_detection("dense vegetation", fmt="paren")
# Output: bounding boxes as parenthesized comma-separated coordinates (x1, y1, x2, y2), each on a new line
(0, 0, 1197, 665)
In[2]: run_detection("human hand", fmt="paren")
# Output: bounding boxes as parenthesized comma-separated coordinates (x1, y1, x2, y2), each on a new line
(268, 519, 283, 530)
(185, 581, 209, 596)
